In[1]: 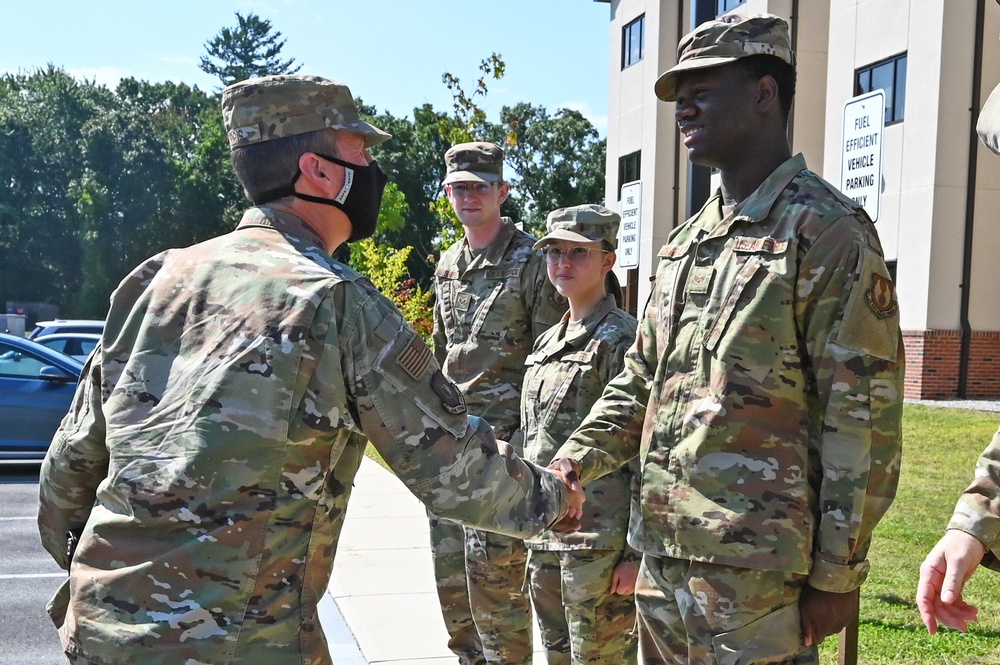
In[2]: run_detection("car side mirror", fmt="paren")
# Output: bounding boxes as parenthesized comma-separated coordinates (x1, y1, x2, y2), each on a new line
(39, 365, 77, 383)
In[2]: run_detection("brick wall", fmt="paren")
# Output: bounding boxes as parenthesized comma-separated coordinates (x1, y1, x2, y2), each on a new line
(902, 330, 1000, 399)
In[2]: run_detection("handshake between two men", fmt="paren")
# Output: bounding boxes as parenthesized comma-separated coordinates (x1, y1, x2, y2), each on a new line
(546, 458, 585, 534)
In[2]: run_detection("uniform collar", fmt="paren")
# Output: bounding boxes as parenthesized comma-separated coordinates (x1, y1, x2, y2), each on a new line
(566, 293, 619, 346)
(735, 153, 807, 224)
(537, 293, 619, 360)
(696, 153, 808, 237)
(236, 206, 329, 252)
(463, 217, 520, 268)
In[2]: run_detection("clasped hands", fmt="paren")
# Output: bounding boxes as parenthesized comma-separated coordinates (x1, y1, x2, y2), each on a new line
(547, 458, 585, 533)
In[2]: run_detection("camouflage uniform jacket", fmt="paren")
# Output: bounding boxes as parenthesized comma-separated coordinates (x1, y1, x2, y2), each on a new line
(37, 206, 572, 665)
(433, 217, 567, 442)
(521, 294, 641, 556)
(556, 154, 904, 594)
(949, 426, 1000, 570)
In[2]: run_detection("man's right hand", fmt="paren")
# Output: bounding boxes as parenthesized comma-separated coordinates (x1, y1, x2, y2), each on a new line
(917, 529, 986, 634)
(547, 458, 584, 533)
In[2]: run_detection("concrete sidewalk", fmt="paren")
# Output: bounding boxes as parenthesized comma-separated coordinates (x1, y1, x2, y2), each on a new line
(318, 457, 545, 664)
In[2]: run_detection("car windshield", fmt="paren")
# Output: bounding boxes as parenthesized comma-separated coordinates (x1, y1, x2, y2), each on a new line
(0, 337, 83, 376)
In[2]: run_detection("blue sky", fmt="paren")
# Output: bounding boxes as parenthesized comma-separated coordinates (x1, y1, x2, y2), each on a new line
(3, 0, 612, 134)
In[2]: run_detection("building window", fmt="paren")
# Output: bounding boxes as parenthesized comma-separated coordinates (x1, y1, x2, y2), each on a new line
(618, 151, 641, 198)
(856, 53, 907, 125)
(717, 0, 746, 14)
(885, 260, 897, 284)
(622, 15, 645, 69)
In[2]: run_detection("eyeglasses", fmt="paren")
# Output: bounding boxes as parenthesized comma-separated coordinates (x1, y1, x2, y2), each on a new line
(543, 246, 608, 264)
(447, 182, 494, 197)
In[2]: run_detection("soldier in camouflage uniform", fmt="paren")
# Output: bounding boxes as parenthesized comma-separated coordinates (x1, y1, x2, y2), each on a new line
(429, 141, 568, 664)
(522, 204, 639, 664)
(549, 14, 904, 664)
(36, 75, 583, 665)
(916, 70, 1000, 636)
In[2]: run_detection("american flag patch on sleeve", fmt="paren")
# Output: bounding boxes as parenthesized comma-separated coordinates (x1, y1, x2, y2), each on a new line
(396, 335, 433, 379)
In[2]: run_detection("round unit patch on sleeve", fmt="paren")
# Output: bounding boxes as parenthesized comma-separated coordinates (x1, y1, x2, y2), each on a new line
(430, 370, 467, 414)
(866, 273, 897, 319)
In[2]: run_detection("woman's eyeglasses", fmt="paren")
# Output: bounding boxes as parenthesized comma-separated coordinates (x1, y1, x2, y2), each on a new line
(543, 246, 608, 264)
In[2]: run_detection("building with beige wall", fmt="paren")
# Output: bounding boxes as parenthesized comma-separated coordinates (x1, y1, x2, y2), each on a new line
(595, 0, 1000, 398)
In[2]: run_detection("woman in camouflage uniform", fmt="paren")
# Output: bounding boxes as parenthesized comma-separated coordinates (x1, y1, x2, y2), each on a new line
(520, 204, 639, 664)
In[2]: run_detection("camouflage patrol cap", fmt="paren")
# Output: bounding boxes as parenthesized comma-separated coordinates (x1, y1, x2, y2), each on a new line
(222, 75, 391, 149)
(654, 14, 794, 102)
(534, 204, 621, 251)
(442, 142, 504, 185)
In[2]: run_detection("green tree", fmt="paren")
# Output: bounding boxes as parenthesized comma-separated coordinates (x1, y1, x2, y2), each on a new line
(434, 54, 527, 251)
(348, 182, 434, 339)
(70, 100, 174, 314)
(357, 102, 452, 286)
(0, 67, 116, 314)
(199, 12, 302, 87)
(490, 103, 606, 234)
(0, 69, 247, 318)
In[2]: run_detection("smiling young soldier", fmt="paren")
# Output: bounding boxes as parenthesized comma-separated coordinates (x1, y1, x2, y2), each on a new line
(549, 14, 904, 664)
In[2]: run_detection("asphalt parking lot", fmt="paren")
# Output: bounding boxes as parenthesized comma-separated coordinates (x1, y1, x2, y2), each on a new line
(0, 465, 68, 664)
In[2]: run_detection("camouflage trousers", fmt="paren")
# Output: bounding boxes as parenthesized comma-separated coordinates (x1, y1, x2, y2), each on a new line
(428, 512, 485, 665)
(527, 548, 638, 665)
(635, 555, 818, 665)
(466, 526, 533, 664)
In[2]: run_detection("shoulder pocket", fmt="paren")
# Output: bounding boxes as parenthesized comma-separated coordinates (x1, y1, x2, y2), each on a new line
(836, 248, 899, 362)
(365, 318, 468, 440)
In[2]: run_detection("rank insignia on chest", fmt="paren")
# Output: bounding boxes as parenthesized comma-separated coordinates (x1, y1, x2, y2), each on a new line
(687, 266, 713, 294)
(456, 293, 472, 312)
(866, 273, 897, 319)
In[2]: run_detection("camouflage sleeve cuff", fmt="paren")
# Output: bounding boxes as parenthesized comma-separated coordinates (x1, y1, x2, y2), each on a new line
(949, 496, 1000, 555)
(942, 526, 1000, 572)
(553, 440, 615, 484)
(536, 465, 570, 527)
(621, 545, 643, 565)
(948, 497, 1000, 572)
(807, 555, 870, 593)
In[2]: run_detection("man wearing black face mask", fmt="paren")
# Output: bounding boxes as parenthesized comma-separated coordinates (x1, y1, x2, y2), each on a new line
(37, 74, 586, 665)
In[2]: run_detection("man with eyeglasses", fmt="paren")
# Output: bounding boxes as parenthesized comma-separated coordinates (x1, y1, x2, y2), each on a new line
(428, 141, 568, 664)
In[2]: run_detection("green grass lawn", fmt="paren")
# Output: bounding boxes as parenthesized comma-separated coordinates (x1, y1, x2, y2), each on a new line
(365, 404, 1000, 662)
(817, 404, 1000, 664)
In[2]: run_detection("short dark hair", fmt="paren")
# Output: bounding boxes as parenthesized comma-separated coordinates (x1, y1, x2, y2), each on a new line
(732, 54, 797, 123)
(230, 128, 340, 203)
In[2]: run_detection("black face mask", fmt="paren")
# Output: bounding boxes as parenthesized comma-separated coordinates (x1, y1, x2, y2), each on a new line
(254, 153, 389, 243)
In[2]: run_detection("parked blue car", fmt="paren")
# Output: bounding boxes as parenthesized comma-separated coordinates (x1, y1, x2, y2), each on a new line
(0, 332, 83, 463)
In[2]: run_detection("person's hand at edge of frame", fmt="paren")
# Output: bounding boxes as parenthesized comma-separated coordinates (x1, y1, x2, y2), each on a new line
(547, 458, 584, 533)
(916, 529, 985, 634)
(799, 585, 859, 647)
